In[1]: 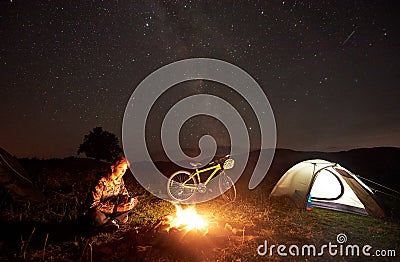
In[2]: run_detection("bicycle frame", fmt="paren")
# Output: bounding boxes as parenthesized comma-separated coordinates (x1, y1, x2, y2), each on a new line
(182, 163, 222, 190)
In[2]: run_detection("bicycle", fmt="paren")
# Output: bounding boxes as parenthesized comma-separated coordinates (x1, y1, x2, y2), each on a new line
(167, 155, 236, 202)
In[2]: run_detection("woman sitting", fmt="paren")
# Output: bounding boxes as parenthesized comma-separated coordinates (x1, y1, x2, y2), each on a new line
(88, 156, 138, 230)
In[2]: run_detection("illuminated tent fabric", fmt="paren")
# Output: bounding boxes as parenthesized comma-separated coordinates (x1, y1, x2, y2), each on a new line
(0, 147, 45, 203)
(269, 159, 385, 217)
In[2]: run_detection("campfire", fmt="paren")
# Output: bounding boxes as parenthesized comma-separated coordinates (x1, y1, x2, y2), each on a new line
(163, 204, 209, 233)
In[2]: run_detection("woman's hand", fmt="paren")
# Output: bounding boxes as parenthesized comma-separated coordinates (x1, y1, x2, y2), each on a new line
(117, 202, 131, 212)
(117, 197, 138, 212)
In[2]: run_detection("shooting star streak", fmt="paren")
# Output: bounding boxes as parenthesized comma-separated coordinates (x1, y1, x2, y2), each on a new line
(342, 30, 355, 45)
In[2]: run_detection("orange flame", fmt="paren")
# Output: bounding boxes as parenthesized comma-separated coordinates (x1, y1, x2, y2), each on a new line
(165, 205, 208, 232)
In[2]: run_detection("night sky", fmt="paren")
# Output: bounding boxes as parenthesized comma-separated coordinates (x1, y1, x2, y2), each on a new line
(1, 1, 399, 158)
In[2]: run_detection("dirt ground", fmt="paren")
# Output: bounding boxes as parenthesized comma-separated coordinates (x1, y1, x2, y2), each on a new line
(91, 221, 258, 262)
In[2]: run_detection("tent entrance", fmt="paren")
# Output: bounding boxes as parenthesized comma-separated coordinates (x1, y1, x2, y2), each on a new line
(310, 169, 344, 201)
(309, 167, 367, 215)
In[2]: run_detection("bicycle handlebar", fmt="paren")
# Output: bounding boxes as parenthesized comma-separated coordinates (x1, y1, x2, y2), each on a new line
(208, 154, 231, 166)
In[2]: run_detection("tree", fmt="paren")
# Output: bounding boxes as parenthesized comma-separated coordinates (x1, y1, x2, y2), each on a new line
(77, 127, 122, 162)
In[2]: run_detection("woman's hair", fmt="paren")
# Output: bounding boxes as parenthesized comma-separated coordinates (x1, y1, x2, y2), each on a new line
(112, 156, 130, 168)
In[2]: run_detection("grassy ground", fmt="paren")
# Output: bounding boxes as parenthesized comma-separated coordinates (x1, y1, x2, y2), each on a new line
(2, 197, 398, 261)
(0, 158, 399, 261)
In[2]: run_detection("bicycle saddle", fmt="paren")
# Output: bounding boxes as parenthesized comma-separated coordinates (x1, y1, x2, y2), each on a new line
(189, 162, 202, 168)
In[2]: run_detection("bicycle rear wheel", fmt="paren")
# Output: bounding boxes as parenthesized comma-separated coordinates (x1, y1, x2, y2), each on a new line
(167, 170, 197, 202)
(219, 171, 236, 202)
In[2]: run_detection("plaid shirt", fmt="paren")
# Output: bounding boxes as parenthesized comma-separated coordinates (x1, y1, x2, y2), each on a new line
(90, 175, 129, 214)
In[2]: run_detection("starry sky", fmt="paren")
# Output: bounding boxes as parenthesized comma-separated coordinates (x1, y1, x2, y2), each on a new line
(1, 1, 399, 158)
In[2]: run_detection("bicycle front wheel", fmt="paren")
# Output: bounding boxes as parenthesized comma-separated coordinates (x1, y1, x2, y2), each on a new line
(167, 170, 197, 202)
(219, 171, 236, 202)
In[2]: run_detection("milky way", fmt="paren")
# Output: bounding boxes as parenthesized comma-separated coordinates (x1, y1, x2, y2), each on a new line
(1, 1, 399, 158)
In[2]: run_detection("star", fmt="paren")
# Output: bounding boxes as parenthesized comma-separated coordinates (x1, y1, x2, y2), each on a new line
(0, 1, 398, 158)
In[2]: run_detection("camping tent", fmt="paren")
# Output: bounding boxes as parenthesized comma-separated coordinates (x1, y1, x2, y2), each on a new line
(269, 159, 385, 217)
(0, 147, 45, 203)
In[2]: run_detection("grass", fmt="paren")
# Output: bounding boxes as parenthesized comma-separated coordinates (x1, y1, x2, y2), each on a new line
(1, 158, 399, 261)
(2, 197, 400, 261)
(211, 202, 400, 261)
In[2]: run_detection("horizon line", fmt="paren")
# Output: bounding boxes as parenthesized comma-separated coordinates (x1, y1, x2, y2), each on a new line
(9, 146, 400, 160)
